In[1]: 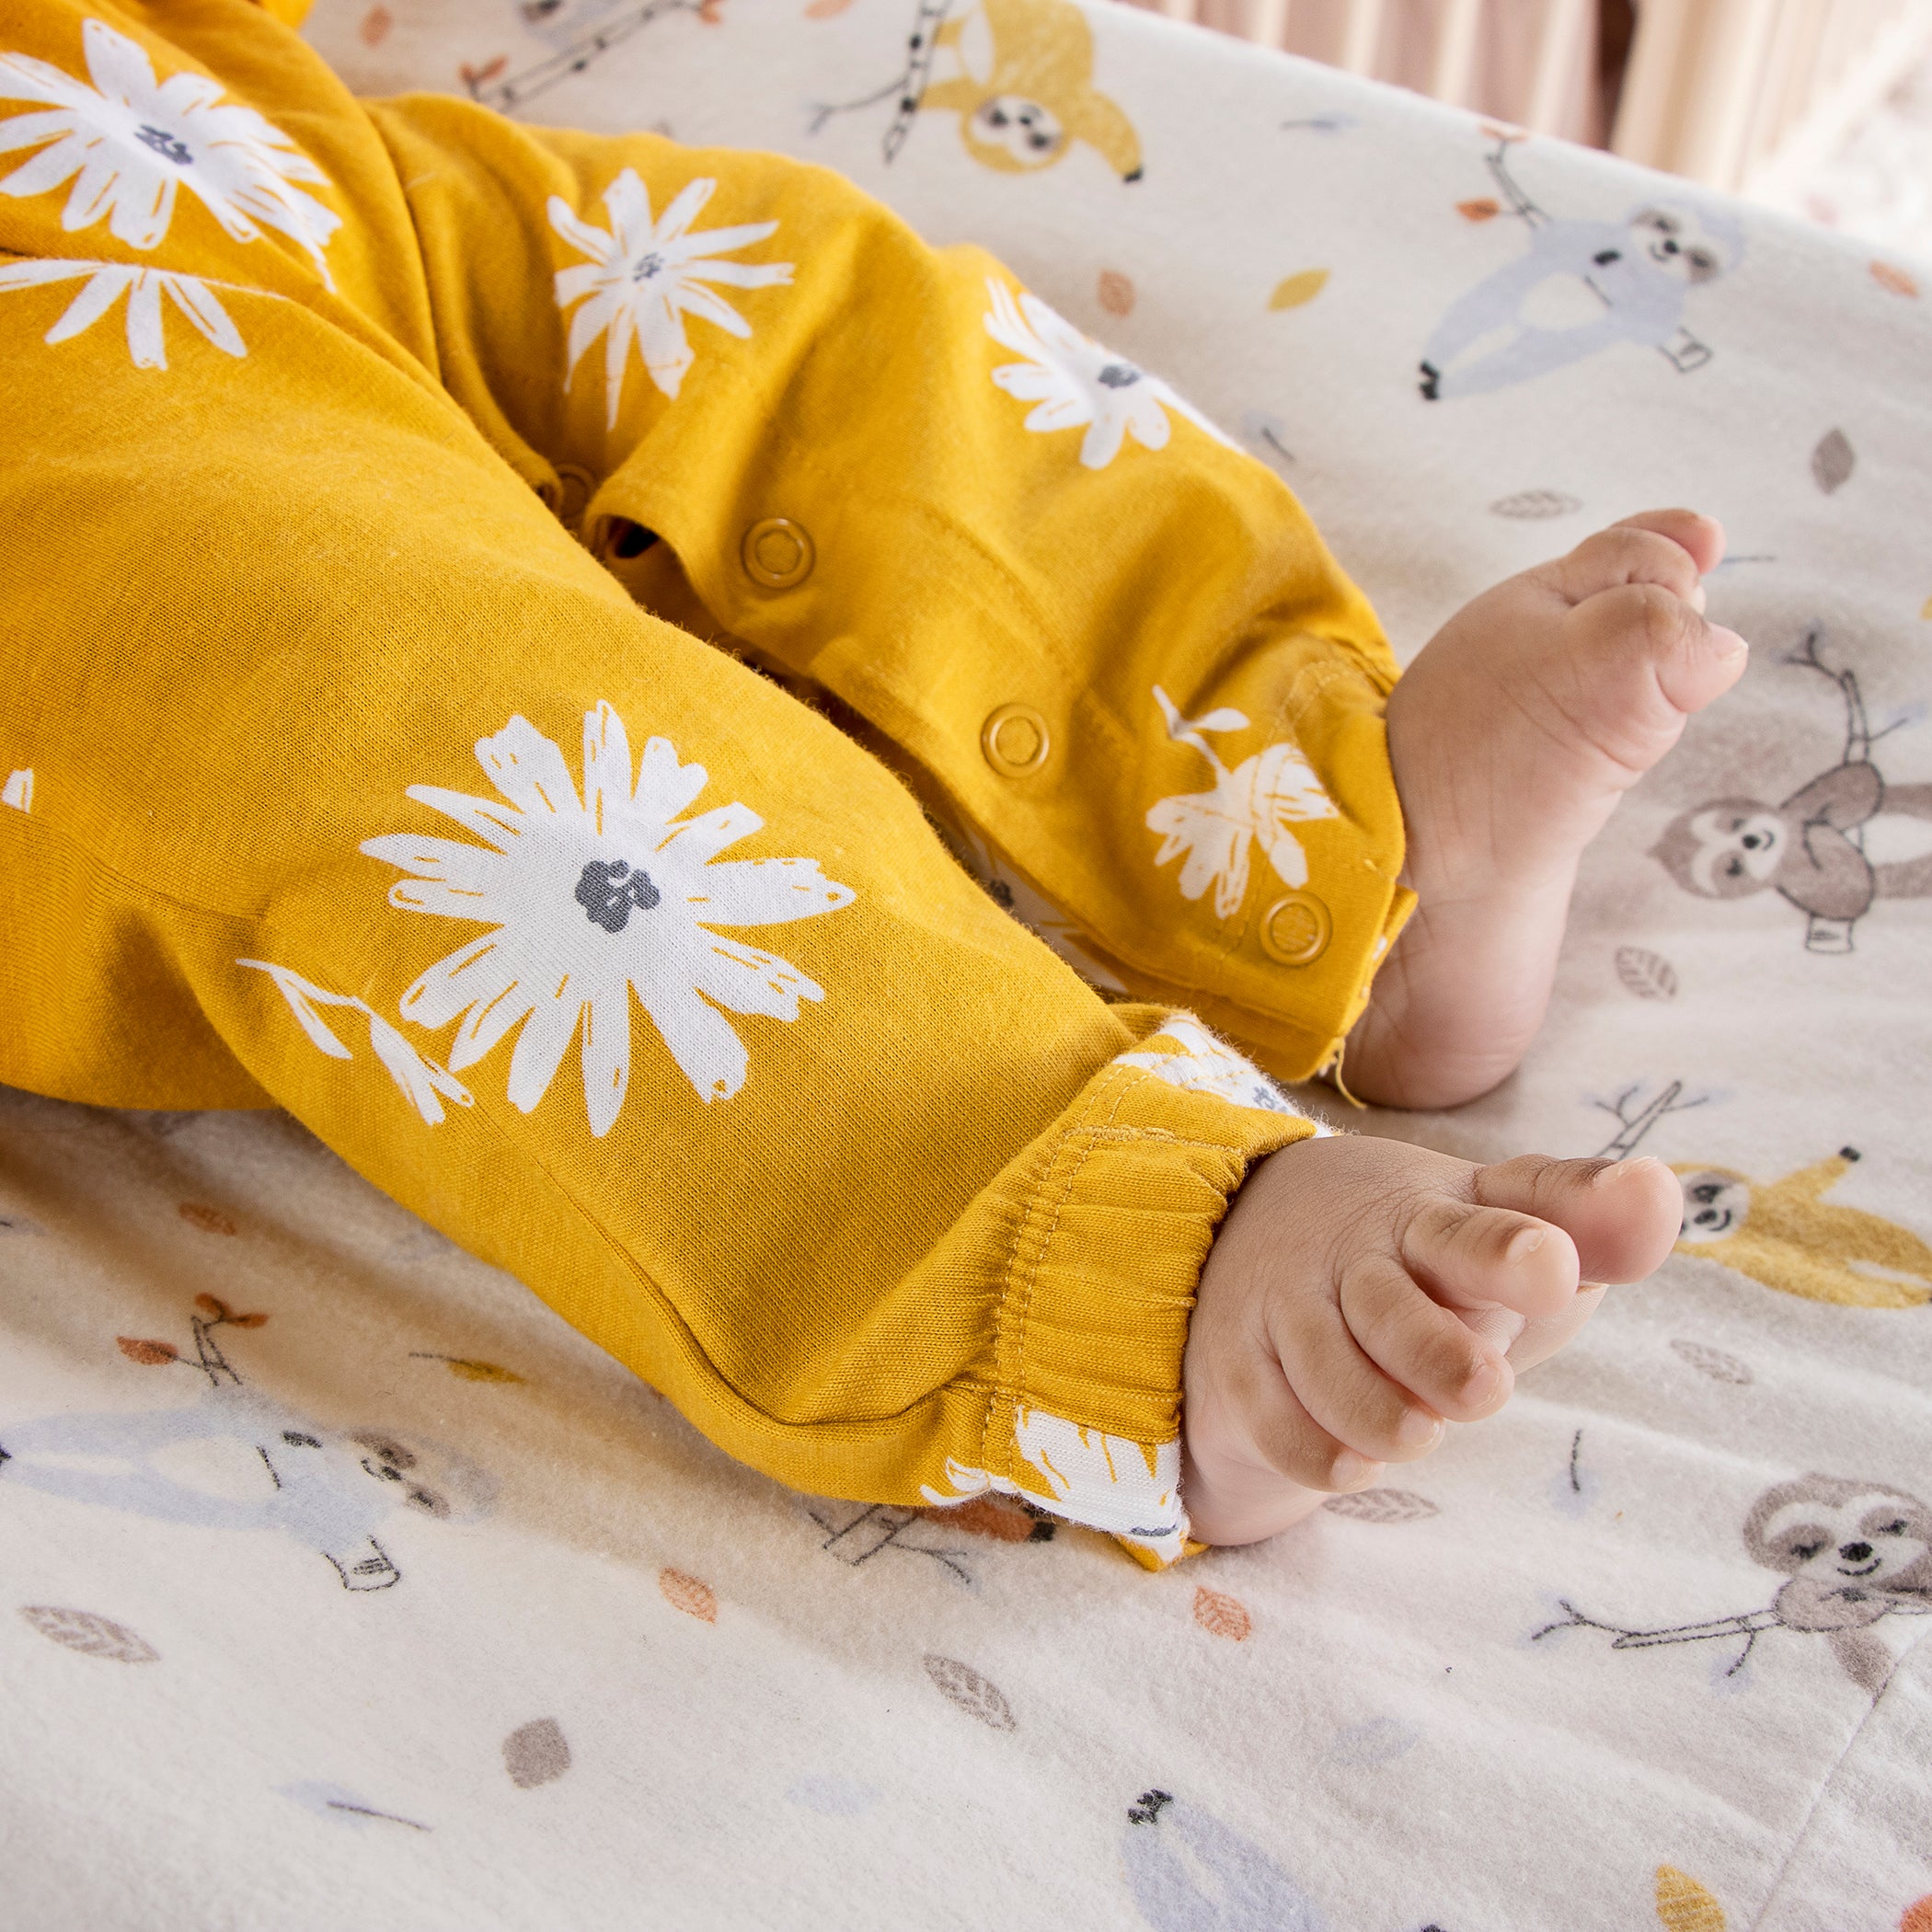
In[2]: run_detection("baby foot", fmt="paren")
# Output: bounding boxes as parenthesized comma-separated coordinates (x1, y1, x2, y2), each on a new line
(1349, 510, 1746, 1110)
(1181, 1133, 1680, 1545)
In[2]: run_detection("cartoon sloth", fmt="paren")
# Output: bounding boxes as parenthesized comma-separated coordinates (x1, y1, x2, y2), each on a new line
(1651, 627, 1929, 951)
(811, 0, 1142, 180)
(0, 1305, 494, 1590)
(1674, 1148, 1931, 1308)
(1536, 1474, 1932, 1693)
(1652, 771, 1932, 946)
(1420, 137, 1741, 401)
(923, 0, 1141, 178)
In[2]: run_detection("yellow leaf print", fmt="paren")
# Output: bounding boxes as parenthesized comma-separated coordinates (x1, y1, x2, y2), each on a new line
(1655, 1865, 1725, 1932)
(1268, 269, 1329, 311)
(412, 1351, 523, 1383)
(1921, 593, 1931, 619)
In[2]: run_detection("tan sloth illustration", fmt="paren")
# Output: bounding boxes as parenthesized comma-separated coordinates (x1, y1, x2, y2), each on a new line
(1676, 1147, 1931, 1309)
(812, 0, 1143, 179)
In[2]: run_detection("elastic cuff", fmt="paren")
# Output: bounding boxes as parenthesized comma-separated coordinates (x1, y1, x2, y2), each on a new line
(923, 1015, 1325, 1568)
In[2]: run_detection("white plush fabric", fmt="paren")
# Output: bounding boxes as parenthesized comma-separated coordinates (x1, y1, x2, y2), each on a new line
(4, 4, 1929, 1925)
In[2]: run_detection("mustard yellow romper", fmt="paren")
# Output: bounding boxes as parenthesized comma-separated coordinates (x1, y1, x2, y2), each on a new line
(0, 0, 1410, 1564)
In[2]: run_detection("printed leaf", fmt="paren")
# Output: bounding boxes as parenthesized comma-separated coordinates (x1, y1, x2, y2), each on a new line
(1811, 428, 1855, 494)
(358, 4, 392, 44)
(1655, 1865, 1725, 1932)
(21, 1605, 158, 1663)
(659, 1568, 717, 1623)
(805, 0, 853, 13)
(447, 1358, 521, 1382)
(1192, 1585, 1253, 1641)
(926, 1493, 1044, 1542)
(1457, 197, 1501, 221)
(503, 1718, 571, 1788)
(1489, 489, 1581, 519)
(116, 1337, 178, 1366)
(1871, 260, 1919, 297)
(1670, 1338, 1753, 1385)
(1616, 946, 1679, 1001)
(1097, 270, 1135, 316)
(923, 1654, 1016, 1731)
(230, 1312, 269, 1328)
(1323, 1488, 1439, 1524)
(458, 55, 508, 87)
(178, 1202, 237, 1236)
(194, 1294, 229, 1318)
(1269, 269, 1329, 311)
(1899, 1895, 1932, 1932)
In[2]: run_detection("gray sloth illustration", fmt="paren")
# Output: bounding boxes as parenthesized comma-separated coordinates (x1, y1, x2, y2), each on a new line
(0, 1299, 494, 1591)
(1535, 1474, 1932, 1693)
(1420, 136, 1742, 401)
(1652, 627, 1928, 952)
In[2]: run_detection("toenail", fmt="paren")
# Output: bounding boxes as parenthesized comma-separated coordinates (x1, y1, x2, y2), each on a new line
(1462, 1358, 1507, 1409)
(1397, 1408, 1443, 1450)
(1506, 1227, 1547, 1261)
(1331, 1450, 1383, 1490)
(1711, 625, 1749, 661)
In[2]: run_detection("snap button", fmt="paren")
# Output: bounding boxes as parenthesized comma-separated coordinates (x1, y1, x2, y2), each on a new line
(981, 703, 1051, 776)
(1259, 891, 1332, 966)
(553, 464, 594, 529)
(742, 516, 814, 589)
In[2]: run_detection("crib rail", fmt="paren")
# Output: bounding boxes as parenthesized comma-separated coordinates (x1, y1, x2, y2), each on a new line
(1134, 0, 1932, 193)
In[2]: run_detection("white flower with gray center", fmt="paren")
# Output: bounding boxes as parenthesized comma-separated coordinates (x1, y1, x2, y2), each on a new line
(1114, 1015, 1324, 1123)
(361, 704, 855, 1135)
(0, 255, 270, 366)
(0, 17, 340, 282)
(983, 277, 1235, 470)
(548, 168, 793, 428)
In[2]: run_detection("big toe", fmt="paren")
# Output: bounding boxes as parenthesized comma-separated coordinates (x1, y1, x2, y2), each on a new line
(1474, 1154, 1683, 1285)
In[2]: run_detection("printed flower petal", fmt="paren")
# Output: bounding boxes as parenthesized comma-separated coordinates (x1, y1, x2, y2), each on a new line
(684, 857, 856, 926)
(631, 735, 710, 824)
(503, 981, 581, 1114)
(638, 974, 748, 1102)
(477, 715, 581, 818)
(658, 800, 762, 868)
(580, 983, 630, 1138)
(686, 934, 822, 1021)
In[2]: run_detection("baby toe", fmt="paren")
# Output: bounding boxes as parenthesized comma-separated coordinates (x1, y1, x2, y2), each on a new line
(1266, 1272, 1445, 1468)
(1475, 1153, 1682, 1286)
(1340, 1254, 1514, 1425)
(1400, 1192, 1581, 1320)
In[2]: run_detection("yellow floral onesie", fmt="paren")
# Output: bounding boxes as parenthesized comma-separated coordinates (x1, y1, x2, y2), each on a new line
(0, 0, 1410, 1564)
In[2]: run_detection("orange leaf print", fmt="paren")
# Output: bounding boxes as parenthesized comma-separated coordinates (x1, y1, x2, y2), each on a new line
(659, 1568, 717, 1623)
(459, 55, 508, 88)
(926, 1493, 1042, 1542)
(1871, 260, 1919, 297)
(358, 4, 392, 44)
(194, 1294, 228, 1318)
(116, 1337, 178, 1365)
(178, 1203, 236, 1236)
(805, 0, 852, 15)
(448, 1358, 521, 1382)
(1097, 269, 1135, 317)
(1655, 1865, 1725, 1932)
(230, 1312, 269, 1328)
(1457, 197, 1501, 222)
(1900, 1897, 1932, 1932)
(1192, 1585, 1252, 1641)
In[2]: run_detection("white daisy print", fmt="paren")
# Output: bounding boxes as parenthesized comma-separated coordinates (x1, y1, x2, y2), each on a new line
(0, 256, 268, 366)
(1114, 1015, 1325, 1124)
(1145, 684, 1337, 920)
(983, 277, 1235, 470)
(924, 1411, 1189, 1568)
(0, 17, 339, 281)
(361, 703, 855, 1136)
(548, 169, 793, 428)
(241, 960, 474, 1126)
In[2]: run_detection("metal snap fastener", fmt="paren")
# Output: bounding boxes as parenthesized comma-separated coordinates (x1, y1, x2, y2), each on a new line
(1259, 891, 1332, 966)
(742, 517, 814, 589)
(981, 703, 1051, 776)
(553, 464, 594, 529)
